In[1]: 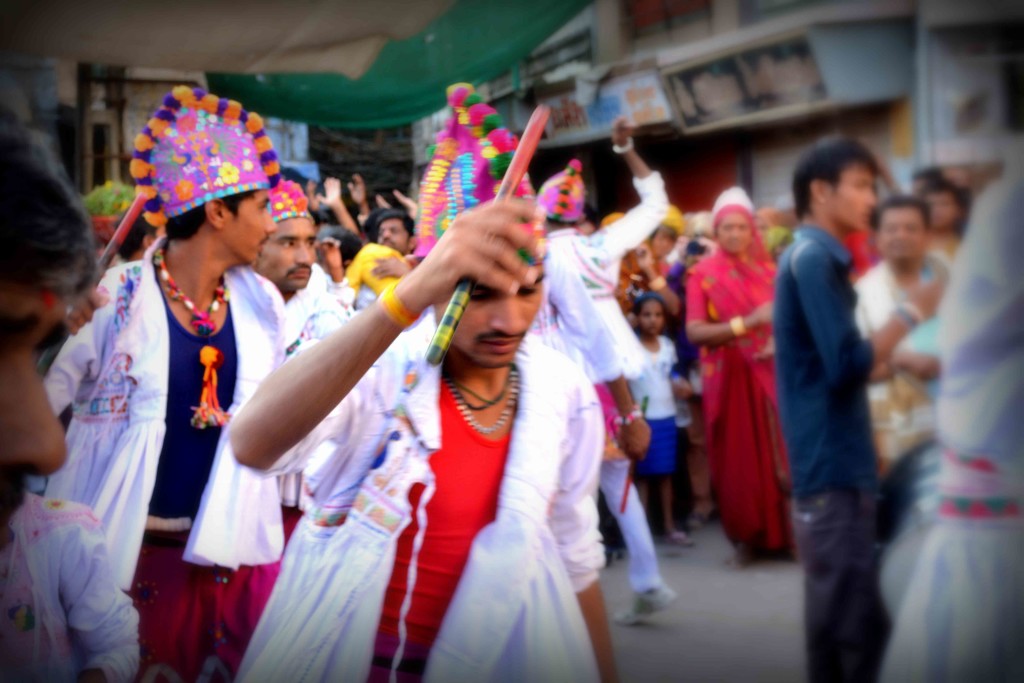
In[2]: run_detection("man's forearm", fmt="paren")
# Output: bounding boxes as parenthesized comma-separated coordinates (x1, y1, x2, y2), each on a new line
(327, 200, 360, 233)
(869, 316, 912, 372)
(576, 581, 619, 683)
(231, 304, 404, 470)
(606, 375, 636, 414)
(619, 147, 651, 180)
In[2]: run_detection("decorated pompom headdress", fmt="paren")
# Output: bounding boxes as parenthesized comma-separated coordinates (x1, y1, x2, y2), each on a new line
(538, 159, 585, 224)
(414, 83, 526, 258)
(269, 179, 310, 223)
(130, 85, 281, 227)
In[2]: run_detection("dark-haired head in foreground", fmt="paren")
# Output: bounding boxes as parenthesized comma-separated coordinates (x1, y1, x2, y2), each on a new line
(0, 109, 97, 511)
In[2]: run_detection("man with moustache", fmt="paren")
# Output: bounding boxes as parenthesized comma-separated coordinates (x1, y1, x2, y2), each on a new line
(855, 196, 943, 464)
(233, 84, 619, 683)
(255, 178, 350, 512)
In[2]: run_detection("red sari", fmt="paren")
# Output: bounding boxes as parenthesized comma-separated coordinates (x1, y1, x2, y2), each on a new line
(686, 244, 792, 552)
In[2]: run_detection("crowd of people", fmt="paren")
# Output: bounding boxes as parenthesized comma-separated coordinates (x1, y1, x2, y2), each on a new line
(0, 78, 1019, 683)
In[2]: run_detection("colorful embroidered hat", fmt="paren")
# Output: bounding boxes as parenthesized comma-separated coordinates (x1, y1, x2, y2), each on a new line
(538, 159, 585, 224)
(130, 85, 281, 227)
(414, 83, 525, 258)
(269, 179, 310, 223)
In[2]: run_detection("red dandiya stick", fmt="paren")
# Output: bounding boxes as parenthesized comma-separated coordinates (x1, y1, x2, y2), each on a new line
(620, 464, 633, 514)
(425, 105, 551, 366)
(620, 396, 649, 513)
(37, 194, 147, 375)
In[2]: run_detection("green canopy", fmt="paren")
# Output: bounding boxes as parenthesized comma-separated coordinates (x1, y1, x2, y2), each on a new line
(208, 0, 591, 129)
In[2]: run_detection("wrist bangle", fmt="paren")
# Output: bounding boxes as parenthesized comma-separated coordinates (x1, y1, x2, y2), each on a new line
(612, 137, 634, 154)
(901, 302, 924, 325)
(614, 405, 643, 427)
(648, 276, 667, 291)
(729, 316, 747, 337)
(894, 306, 917, 330)
(378, 281, 419, 328)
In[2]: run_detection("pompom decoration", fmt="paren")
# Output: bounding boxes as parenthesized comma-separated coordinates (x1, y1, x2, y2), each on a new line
(537, 158, 586, 224)
(269, 179, 311, 223)
(192, 345, 231, 429)
(413, 83, 530, 259)
(131, 85, 280, 227)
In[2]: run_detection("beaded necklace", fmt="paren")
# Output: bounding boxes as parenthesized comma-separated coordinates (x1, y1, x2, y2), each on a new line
(443, 365, 519, 436)
(153, 245, 232, 429)
(154, 246, 229, 336)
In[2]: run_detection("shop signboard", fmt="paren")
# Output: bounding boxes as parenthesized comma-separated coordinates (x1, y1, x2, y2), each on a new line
(540, 71, 674, 144)
(663, 35, 828, 133)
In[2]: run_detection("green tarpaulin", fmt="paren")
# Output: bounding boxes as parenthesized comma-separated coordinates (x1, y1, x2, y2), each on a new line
(208, 0, 591, 129)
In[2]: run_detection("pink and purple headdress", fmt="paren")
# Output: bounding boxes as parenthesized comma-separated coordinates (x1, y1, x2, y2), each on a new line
(269, 179, 310, 223)
(130, 85, 281, 227)
(538, 159, 585, 224)
(414, 83, 526, 258)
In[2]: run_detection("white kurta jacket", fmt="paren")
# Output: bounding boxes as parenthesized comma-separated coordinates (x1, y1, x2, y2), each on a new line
(45, 240, 289, 589)
(279, 264, 352, 506)
(238, 327, 605, 683)
(8, 494, 139, 682)
(283, 264, 352, 358)
(531, 172, 668, 382)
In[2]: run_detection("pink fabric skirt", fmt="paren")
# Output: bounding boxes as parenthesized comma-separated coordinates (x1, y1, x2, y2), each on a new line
(131, 532, 280, 682)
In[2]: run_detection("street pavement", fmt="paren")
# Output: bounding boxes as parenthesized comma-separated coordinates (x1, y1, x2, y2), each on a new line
(600, 520, 806, 683)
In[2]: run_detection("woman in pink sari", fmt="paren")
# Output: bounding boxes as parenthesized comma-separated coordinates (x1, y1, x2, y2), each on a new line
(685, 187, 792, 566)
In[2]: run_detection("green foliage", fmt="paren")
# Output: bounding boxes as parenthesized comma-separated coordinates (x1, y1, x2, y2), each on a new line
(82, 181, 134, 217)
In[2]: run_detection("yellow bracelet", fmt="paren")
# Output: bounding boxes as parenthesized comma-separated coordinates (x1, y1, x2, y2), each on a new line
(649, 276, 667, 291)
(729, 316, 747, 337)
(379, 281, 419, 328)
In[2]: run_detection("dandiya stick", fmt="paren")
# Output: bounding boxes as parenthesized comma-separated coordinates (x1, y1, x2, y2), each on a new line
(37, 193, 147, 375)
(620, 396, 649, 513)
(425, 105, 551, 366)
(96, 193, 148, 273)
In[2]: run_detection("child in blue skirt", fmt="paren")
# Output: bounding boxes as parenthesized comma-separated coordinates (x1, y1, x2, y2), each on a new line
(631, 293, 694, 546)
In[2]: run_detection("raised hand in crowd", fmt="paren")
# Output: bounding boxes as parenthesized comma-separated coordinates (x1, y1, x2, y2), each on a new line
(347, 173, 370, 223)
(611, 115, 635, 149)
(610, 115, 652, 180)
(391, 189, 418, 219)
(317, 235, 345, 284)
(316, 177, 359, 233)
(305, 179, 320, 212)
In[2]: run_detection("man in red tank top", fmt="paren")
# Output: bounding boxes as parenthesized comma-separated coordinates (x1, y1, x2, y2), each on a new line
(233, 84, 621, 683)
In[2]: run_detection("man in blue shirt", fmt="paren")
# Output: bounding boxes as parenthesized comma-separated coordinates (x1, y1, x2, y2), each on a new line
(774, 137, 943, 683)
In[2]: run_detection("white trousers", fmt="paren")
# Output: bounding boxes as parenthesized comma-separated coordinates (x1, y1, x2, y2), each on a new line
(599, 458, 663, 593)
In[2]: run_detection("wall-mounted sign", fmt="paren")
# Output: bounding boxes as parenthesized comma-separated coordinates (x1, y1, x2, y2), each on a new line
(663, 35, 828, 133)
(540, 71, 674, 144)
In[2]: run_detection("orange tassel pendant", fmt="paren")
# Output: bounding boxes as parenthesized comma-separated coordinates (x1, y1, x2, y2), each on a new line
(191, 345, 231, 429)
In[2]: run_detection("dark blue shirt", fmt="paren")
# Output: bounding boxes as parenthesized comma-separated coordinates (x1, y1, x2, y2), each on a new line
(149, 282, 238, 520)
(774, 226, 876, 498)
